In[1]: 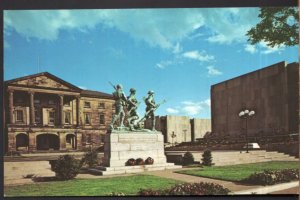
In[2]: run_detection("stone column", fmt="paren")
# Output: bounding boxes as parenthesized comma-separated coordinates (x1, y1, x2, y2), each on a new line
(29, 91, 35, 125)
(76, 96, 80, 127)
(8, 89, 14, 124)
(59, 95, 64, 127)
(28, 132, 36, 151)
(59, 132, 66, 150)
(75, 131, 82, 150)
(8, 132, 16, 152)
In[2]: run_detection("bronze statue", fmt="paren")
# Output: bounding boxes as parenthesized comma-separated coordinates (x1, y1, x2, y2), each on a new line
(127, 88, 140, 130)
(109, 83, 127, 129)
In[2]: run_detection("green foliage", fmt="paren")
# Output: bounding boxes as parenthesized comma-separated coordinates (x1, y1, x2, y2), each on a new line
(242, 169, 299, 185)
(81, 150, 98, 168)
(201, 149, 212, 166)
(176, 161, 298, 182)
(247, 7, 299, 47)
(182, 151, 194, 166)
(138, 182, 230, 195)
(52, 155, 81, 180)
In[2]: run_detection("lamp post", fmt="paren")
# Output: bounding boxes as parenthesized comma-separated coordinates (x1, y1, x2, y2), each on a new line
(239, 109, 255, 153)
(171, 131, 176, 146)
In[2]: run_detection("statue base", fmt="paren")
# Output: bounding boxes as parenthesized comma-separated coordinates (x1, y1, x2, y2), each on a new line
(94, 130, 181, 175)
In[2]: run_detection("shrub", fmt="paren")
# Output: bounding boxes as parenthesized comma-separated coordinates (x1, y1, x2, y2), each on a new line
(138, 182, 230, 196)
(136, 158, 144, 165)
(81, 150, 98, 168)
(145, 157, 154, 165)
(126, 158, 136, 166)
(182, 151, 194, 166)
(242, 169, 299, 185)
(52, 155, 82, 180)
(201, 149, 213, 166)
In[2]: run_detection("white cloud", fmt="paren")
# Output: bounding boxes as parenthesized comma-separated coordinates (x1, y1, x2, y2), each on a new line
(259, 41, 285, 54)
(244, 44, 257, 54)
(4, 8, 260, 50)
(181, 98, 210, 115)
(204, 8, 259, 44)
(182, 50, 214, 62)
(166, 108, 179, 114)
(156, 60, 173, 69)
(79, 86, 87, 89)
(172, 42, 182, 54)
(207, 66, 222, 76)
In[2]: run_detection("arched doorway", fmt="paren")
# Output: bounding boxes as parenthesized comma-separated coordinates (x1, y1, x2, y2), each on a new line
(16, 133, 29, 151)
(66, 134, 76, 150)
(37, 134, 59, 150)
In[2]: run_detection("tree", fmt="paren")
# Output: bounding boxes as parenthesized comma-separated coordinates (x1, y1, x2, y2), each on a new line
(201, 149, 213, 166)
(246, 7, 299, 48)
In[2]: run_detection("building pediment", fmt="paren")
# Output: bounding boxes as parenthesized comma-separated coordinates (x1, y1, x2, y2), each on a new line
(5, 72, 81, 91)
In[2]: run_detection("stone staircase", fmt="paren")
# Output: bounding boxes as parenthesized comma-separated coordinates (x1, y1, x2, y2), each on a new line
(166, 150, 299, 166)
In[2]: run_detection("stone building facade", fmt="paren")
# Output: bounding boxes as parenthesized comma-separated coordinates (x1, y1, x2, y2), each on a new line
(145, 115, 211, 144)
(211, 61, 299, 138)
(4, 72, 114, 152)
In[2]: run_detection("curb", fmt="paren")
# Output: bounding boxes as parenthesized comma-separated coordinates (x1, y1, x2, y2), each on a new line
(231, 181, 299, 194)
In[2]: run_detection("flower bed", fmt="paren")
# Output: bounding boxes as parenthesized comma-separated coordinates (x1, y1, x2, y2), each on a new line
(242, 169, 299, 185)
(138, 182, 230, 195)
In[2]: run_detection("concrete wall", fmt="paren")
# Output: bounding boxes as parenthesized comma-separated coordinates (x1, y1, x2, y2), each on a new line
(191, 119, 211, 141)
(166, 116, 191, 144)
(211, 61, 299, 138)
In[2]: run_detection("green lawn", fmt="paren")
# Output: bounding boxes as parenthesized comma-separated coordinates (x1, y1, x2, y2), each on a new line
(176, 161, 299, 182)
(4, 175, 182, 196)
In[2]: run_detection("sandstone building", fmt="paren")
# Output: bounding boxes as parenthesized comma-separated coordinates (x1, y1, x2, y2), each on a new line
(4, 72, 114, 152)
(145, 115, 211, 144)
(211, 61, 299, 138)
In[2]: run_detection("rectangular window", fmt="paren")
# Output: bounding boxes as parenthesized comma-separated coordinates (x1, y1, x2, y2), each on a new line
(49, 111, 55, 125)
(16, 98, 24, 103)
(35, 109, 41, 123)
(65, 112, 71, 124)
(16, 110, 24, 122)
(99, 114, 105, 125)
(85, 113, 91, 125)
(84, 102, 91, 108)
(86, 134, 92, 143)
(48, 99, 55, 105)
(34, 99, 40, 104)
(98, 102, 105, 109)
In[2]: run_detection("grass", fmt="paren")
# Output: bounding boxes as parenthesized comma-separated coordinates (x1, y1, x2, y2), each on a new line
(176, 161, 299, 182)
(4, 175, 182, 196)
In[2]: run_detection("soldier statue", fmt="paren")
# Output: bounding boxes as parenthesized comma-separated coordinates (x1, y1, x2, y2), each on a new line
(109, 84, 127, 129)
(143, 90, 157, 131)
(127, 88, 140, 130)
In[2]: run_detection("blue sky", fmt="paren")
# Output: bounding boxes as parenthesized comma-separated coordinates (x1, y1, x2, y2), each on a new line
(4, 8, 299, 119)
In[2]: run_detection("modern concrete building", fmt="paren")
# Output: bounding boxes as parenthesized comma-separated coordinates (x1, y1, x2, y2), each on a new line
(4, 72, 115, 152)
(191, 118, 211, 141)
(145, 115, 211, 144)
(211, 61, 299, 138)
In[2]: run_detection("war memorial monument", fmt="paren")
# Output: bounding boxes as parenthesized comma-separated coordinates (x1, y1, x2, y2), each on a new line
(96, 84, 181, 175)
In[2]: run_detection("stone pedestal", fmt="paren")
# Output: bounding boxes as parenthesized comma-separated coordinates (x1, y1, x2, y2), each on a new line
(93, 130, 181, 175)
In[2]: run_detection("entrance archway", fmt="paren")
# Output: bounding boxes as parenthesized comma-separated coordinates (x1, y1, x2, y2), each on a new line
(37, 134, 59, 150)
(66, 134, 76, 149)
(16, 133, 29, 151)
